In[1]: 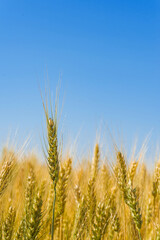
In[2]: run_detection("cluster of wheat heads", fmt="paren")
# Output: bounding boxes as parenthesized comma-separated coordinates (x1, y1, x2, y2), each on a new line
(0, 103, 160, 239)
(1, 142, 160, 240)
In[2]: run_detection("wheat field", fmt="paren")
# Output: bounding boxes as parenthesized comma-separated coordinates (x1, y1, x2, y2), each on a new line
(0, 109, 159, 240)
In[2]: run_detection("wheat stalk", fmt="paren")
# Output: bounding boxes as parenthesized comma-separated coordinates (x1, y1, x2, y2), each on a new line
(42, 94, 60, 240)
(115, 152, 142, 240)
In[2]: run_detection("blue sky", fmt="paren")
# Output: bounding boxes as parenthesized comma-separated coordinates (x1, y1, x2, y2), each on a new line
(0, 1, 160, 160)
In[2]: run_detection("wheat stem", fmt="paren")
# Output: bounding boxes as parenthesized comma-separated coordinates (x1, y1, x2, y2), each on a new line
(51, 184, 57, 240)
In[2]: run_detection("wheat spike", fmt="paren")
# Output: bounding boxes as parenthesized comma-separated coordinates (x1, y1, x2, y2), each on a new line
(2, 206, 16, 240)
(71, 196, 87, 240)
(0, 153, 16, 198)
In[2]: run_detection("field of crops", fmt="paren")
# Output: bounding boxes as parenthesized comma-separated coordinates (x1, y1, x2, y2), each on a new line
(0, 110, 159, 240)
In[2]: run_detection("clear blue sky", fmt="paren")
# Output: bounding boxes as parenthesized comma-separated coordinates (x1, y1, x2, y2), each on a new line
(0, 1, 160, 159)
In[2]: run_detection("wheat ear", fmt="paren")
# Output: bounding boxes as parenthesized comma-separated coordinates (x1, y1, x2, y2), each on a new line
(25, 185, 44, 240)
(45, 116, 59, 240)
(0, 154, 16, 198)
(56, 158, 72, 239)
(71, 195, 87, 240)
(91, 200, 110, 240)
(115, 152, 142, 240)
(2, 206, 16, 240)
